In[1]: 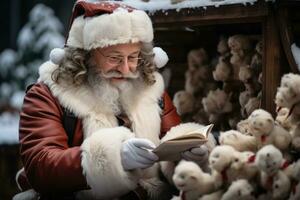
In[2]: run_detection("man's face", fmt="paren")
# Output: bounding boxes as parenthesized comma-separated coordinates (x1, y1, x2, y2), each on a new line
(92, 42, 142, 85)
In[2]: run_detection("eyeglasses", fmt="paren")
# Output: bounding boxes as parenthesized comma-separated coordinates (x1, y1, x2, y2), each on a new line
(96, 49, 142, 67)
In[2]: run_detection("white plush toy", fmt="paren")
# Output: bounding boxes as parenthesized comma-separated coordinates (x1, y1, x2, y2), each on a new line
(202, 89, 233, 114)
(221, 179, 255, 200)
(187, 48, 209, 71)
(271, 170, 291, 200)
(255, 144, 291, 198)
(172, 160, 216, 200)
(244, 97, 260, 117)
(213, 56, 232, 82)
(238, 65, 253, 83)
(217, 36, 230, 56)
(288, 160, 300, 200)
(228, 151, 258, 182)
(275, 73, 300, 109)
(248, 109, 292, 151)
(275, 107, 293, 132)
(219, 130, 257, 152)
(209, 145, 236, 187)
(173, 90, 195, 116)
(291, 124, 300, 151)
(239, 90, 251, 108)
(236, 119, 253, 136)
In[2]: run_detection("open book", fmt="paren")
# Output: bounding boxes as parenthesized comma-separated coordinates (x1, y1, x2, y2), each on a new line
(153, 124, 214, 161)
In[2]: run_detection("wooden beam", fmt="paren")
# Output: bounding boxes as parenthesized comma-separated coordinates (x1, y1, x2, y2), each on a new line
(151, 1, 269, 27)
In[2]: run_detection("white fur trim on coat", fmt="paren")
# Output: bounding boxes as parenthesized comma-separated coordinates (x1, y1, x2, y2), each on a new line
(68, 9, 153, 50)
(80, 126, 140, 199)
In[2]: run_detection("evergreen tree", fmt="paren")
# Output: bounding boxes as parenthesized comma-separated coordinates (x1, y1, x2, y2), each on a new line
(0, 4, 64, 110)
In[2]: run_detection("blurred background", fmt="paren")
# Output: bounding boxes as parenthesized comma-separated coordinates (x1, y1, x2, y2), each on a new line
(0, 1, 75, 199)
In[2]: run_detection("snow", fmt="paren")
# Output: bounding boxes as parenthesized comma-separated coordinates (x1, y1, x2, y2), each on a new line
(291, 43, 300, 72)
(0, 83, 13, 99)
(84, 0, 275, 14)
(0, 49, 18, 77)
(17, 25, 34, 50)
(0, 112, 19, 145)
(10, 91, 25, 110)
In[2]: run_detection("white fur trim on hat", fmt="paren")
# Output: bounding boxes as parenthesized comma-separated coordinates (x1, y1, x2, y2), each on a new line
(153, 47, 169, 68)
(49, 48, 65, 65)
(67, 9, 153, 50)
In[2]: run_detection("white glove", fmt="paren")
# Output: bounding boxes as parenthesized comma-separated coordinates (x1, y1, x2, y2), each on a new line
(181, 145, 209, 164)
(121, 138, 159, 170)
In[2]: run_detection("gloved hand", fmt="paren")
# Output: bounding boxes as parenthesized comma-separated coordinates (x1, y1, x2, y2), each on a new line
(181, 145, 209, 164)
(121, 138, 159, 170)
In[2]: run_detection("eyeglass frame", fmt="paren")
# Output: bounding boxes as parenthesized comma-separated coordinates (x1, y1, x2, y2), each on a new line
(95, 49, 143, 67)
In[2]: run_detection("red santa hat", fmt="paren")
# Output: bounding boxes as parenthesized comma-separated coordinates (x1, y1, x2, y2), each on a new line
(50, 0, 168, 68)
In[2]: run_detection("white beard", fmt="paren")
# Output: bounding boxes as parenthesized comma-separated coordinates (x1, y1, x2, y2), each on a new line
(86, 66, 139, 116)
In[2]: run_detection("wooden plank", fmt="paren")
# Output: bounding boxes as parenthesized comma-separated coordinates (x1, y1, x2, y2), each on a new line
(262, 8, 282, 116)
(150, 1, 268, 27)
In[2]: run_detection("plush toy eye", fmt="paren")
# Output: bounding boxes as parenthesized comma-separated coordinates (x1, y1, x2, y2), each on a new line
(235, 158, 239, 162)
(180, 174, 185, 179)
(274, 184, 279, 189)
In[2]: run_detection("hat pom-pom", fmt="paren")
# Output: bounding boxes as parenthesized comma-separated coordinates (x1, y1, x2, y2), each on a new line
(49, 48, 65, 65)
(153, 47, 169, 68)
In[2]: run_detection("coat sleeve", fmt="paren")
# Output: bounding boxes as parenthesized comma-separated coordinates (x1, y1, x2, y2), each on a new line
(19, 83, 88, 194)
(160, 92, 181, 138)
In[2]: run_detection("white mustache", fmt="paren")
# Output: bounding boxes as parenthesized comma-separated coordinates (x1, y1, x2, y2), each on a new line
(101, 71, 140, 79)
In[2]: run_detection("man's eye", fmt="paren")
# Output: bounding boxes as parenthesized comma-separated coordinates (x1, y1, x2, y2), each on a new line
(128, 56, 139, 62)
(108, 56, 122, 63)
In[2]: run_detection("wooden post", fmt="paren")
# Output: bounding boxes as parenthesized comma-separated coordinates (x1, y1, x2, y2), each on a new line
(262, 6, 281, 116)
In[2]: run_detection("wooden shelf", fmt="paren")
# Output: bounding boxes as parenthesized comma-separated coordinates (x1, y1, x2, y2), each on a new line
(150, 0, 294, 116)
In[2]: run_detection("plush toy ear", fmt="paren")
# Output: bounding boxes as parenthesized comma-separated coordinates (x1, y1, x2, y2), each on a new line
(153, 47, 169, 68)
(49, 48, 65, 65)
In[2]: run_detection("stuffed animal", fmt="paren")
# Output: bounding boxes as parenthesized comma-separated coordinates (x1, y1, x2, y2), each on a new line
(185, 69, 205, 95)
(213, 56, 232, 82)
(217, 36, 230, 56)
(290, 124, 300, 151)
(228, 35, 252, 57)
(228, 151, 258, 181)
(255, 144, 291, 198)
(288, 160, 300, 200)
(236, 119, 253, 136)
(202, 89, 233, 114)
(248, 109, 292, 151)
(228, 35, 253, 69)
(219, 130, 257, 152)
(172, 160, 216, 200)
(275, 107, 293, 131)
(221, 179, 255, 200)
(238, 65, 253, 83)
(255, 145, 283, 176)
(173, 90, 195, 118)
(209, 145, 236, 187)
(239, 90, 251, 109)
(275, 73, 300, 109)
(244, 97, 260, 117)
(187, 48, 209, 72)
(271, 170, 291, 200)
(199, 190, 224, 200)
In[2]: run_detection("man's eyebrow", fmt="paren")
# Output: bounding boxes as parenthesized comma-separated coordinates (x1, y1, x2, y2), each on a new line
(108, 50, 140, 55)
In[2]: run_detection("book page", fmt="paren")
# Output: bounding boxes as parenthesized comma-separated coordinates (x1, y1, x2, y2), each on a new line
(153, 124, 214, 161)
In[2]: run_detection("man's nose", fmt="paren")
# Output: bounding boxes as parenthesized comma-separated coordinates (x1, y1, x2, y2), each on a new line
(118, 58, 130, 74)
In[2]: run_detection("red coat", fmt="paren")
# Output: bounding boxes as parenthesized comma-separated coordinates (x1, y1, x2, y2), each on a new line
(19, 82, 181, 196)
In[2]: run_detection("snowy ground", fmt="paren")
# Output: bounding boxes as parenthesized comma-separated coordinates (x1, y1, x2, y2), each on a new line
(0, 112, 19, 145)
